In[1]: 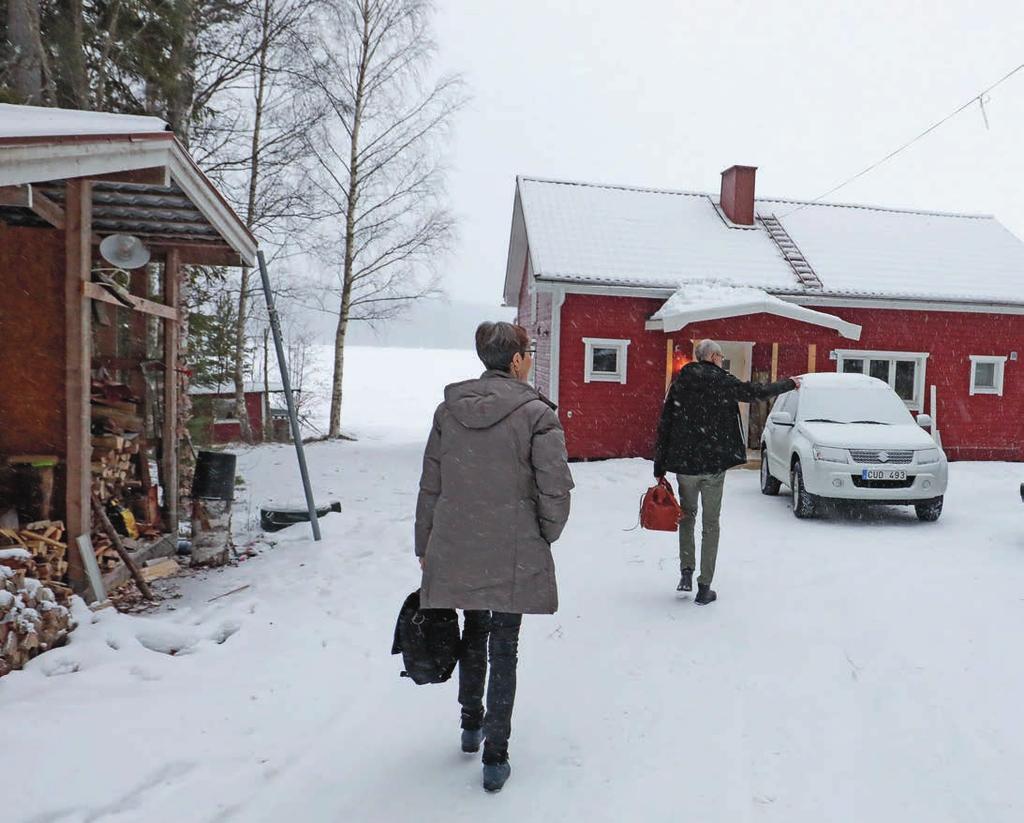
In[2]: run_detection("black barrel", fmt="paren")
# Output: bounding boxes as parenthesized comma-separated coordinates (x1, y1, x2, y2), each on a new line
(192, 451, 237, 500)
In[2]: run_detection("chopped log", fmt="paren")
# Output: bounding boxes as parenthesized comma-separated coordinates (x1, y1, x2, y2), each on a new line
(140, 557, 179, 582)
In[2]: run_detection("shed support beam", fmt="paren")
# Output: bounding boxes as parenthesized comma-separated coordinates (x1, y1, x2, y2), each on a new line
(65, 180, 93, 590)
(163, 250, 181, 533)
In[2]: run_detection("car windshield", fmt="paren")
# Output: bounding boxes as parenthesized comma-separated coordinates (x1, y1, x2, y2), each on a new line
(797, 387, 915, 426)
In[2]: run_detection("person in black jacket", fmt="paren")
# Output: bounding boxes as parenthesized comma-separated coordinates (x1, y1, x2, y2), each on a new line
(654, 339, 800, 603)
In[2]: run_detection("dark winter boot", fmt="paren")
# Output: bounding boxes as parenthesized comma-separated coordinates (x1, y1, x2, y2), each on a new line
(461, 728, 483, 753)
(676, 568, 693, 592)
(482, 759, 512, 793)
(695, 583, 717, 605)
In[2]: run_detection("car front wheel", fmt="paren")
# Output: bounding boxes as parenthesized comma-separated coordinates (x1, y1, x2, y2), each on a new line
(915, 496, 943, 522)
(760, 448, 781, 496)
(790, 459, 817, 519)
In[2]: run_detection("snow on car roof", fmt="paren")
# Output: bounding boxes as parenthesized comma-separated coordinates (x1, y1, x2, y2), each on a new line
(798, 373, 887, 389)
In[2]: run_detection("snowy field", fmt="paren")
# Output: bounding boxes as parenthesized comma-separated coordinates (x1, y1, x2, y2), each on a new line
(4, 347, 1024, 823)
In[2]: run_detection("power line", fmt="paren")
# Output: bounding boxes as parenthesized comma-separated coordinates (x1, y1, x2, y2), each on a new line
(780, 61, 1024, 218)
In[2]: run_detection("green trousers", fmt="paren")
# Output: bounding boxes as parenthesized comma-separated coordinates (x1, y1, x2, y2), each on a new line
(676, 471, 726, 586)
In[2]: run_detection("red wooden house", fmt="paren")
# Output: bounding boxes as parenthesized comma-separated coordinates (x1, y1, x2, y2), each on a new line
(504, 166, 1024, 462)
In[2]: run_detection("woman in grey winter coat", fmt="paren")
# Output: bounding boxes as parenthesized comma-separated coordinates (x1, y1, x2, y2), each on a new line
(415, 321, 573, 792)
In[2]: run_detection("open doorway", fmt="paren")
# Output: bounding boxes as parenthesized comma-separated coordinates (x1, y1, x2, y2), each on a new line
(717, 342, 754, 443)
(665, 339, 756, 447)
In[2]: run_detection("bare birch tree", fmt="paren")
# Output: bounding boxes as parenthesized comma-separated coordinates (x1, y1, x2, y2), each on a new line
(307, 0, 464, 438)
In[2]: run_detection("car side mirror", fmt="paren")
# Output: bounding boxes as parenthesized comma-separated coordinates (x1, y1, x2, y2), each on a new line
(916, 413, 933, 429)
(770, 411, 794, 426)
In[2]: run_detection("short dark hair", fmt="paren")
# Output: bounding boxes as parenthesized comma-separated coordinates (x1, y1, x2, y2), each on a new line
(475, 321, 530, 371)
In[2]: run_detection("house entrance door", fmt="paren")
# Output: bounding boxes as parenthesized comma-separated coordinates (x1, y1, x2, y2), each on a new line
(716, 341, 754, 451)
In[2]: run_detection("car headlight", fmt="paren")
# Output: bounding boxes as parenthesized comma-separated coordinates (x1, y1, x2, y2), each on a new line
(812, 445, 849, 464)
(916, 448, 941, 465)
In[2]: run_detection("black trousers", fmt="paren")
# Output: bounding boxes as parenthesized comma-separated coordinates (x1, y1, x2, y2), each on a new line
(458, 610, 523, 764)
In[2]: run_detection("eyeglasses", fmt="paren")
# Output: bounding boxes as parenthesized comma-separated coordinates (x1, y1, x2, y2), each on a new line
(522, 345, 537, 356)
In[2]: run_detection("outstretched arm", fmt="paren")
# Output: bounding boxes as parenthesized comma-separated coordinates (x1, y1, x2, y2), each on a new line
(721, 373, 797, 403)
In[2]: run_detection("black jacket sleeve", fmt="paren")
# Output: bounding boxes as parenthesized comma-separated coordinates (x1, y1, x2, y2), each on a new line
(719, 374, 796, 403)
(653, 383, 677, 476)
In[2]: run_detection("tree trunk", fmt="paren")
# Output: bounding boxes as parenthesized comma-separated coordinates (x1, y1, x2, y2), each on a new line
(7, 0, 44, 103)
(50, 0, 88, 108)
(231, 0, 273, 443)
(166, 0, 197, 143)
(327, 9, 371, 438)
(328, 280, 353, 438)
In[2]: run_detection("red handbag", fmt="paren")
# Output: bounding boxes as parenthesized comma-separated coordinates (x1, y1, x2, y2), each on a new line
(640, 477, 683, 532)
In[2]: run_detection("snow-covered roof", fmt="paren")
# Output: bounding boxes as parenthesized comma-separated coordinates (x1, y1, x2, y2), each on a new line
(0, 105, 256, 267)
(189, 383, 287, 396)
(511, 176, 1024, 306)
(0, 104, 168, 139)
(648, 281, 862, 339)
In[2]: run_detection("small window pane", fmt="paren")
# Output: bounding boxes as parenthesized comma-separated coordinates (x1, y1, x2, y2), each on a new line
(974, 362, 996, 389)
(869, 359, 890, 382)
(592, 347, 619, 374)
(894, 361, 916, 401)
(841, 358, 864, 374)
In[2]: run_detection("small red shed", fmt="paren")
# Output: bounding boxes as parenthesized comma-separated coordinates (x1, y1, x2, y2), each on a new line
(188, 383, 295, 444)
(504, 168, 1024, 463)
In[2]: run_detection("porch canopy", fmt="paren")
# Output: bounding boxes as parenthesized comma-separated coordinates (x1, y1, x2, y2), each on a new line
(0, 103, 257, 267)
(645, 281, 862, 340)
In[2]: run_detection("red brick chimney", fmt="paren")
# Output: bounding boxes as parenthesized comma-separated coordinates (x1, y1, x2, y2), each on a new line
(719, 165, 757, 225)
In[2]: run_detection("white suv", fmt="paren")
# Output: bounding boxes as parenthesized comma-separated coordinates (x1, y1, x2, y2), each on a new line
(760, 373, 948, 521)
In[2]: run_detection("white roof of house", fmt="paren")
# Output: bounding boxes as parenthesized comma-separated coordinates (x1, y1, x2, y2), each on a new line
(0, 104, 168, 138)
(512, 177, 1024, 306)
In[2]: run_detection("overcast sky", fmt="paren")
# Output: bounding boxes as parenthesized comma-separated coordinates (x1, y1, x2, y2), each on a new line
(430, 0, 1024, 307)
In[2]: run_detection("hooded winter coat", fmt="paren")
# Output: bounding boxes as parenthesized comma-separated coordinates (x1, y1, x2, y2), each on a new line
(654, 361, 795, 476)
(415, 370, 574, 614)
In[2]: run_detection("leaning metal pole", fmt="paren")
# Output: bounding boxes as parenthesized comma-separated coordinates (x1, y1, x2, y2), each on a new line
(256, 250, 322, 541)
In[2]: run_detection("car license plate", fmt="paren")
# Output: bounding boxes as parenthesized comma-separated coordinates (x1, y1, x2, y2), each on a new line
(862, 469, 907, 481)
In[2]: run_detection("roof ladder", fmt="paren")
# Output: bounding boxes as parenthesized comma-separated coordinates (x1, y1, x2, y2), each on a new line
(757, 212, 823, 290)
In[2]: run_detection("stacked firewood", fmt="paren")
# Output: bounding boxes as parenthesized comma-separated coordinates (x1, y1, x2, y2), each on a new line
(0, 521, 71, 593)
(91, 534, 123, 572)
(0, 554, 74, 677)
(91, 433, 141, 505)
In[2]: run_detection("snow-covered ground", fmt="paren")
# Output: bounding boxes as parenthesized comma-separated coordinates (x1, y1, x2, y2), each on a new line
(4, 347, 1024, 823)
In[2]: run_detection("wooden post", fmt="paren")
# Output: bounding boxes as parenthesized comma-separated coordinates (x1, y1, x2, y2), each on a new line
(665, 339, 673, 392)
(807, 344, 817, 373)
(65, 180, 93, 590)
(770, 342, 779, 382)
(163, 250, 181, 534)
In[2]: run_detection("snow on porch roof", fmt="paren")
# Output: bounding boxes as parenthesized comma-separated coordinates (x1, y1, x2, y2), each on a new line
(646, 281, 863, 340)
(0, 103, 169, 138)
(511, 177, 1024, 306)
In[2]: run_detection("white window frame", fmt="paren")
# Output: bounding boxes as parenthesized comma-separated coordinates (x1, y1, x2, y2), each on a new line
(833, 349, 929, 411)
(969, 355, 1006, 396)
(583, 337, 630, 384)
